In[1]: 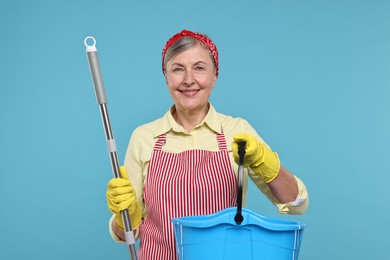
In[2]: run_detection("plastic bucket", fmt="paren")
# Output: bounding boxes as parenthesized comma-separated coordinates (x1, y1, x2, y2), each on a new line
(172, 207, 306, 260)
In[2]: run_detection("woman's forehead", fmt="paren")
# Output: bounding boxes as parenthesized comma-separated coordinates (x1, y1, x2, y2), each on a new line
(167, 45, 213, 65)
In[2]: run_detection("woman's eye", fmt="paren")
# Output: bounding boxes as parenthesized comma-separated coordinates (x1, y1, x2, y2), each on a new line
(172, 67, 183, 72)
(195, 66, 205, 71)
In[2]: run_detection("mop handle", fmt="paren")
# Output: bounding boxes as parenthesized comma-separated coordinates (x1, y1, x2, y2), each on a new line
(234, 141, 246, 225)
(84, 36, 138, 260)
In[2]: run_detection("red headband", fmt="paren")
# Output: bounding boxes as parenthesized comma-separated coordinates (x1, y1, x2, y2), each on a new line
(162, 29, 219, 76)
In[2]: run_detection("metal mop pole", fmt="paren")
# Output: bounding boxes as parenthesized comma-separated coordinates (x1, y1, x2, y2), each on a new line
(84, 36, 138, 260)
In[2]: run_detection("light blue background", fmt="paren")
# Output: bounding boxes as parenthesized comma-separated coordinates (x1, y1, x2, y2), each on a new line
(1, 0, 389, 259)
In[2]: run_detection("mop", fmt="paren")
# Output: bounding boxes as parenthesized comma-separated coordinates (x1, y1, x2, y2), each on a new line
(84, 36, 138, 260)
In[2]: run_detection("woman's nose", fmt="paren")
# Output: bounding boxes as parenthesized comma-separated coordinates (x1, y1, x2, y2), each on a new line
(183, 71, 195, 86)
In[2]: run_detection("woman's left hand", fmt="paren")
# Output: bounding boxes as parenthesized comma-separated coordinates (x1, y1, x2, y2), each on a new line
(232, 133, 280, 183)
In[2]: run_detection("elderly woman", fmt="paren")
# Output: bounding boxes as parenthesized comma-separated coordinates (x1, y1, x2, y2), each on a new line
(106, 29, 308, 259)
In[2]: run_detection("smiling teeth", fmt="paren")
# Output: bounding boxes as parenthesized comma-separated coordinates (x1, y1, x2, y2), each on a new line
(182, 90, 199, 95)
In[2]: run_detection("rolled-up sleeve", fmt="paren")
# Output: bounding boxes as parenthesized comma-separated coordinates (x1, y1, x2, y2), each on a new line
(250, 173, 309, 215)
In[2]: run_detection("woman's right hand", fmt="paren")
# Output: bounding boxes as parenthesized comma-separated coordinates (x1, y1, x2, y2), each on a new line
(106, 166, 142, 230)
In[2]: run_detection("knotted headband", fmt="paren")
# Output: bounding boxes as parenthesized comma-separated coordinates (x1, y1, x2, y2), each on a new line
(162, 29, 219, 76)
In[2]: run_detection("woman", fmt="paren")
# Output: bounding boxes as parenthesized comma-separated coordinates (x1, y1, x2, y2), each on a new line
(106, 29, 308, 259)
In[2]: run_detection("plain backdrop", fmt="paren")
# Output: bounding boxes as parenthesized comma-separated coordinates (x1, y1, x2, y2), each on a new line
(1, 0, 389, 259)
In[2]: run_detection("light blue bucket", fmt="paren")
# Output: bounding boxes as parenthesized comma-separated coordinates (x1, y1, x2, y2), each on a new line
(172, 207, 306, 260)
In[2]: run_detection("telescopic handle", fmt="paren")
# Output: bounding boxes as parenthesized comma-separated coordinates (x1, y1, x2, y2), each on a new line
(234, 141, 246, 225)
(85, 36, 107, 105)
(84, 36, 137, 260)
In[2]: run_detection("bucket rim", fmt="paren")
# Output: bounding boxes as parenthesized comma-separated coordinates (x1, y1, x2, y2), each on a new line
(171, 207, 306, 231)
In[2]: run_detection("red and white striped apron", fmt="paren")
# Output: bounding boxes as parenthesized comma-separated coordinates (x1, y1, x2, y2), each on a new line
(138, 131, 237, 259)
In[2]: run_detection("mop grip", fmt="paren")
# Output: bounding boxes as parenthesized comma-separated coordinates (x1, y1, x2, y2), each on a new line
(85, 36, 107, 105)
(234, 141, 246, 225)
(237, 141, 246, 165)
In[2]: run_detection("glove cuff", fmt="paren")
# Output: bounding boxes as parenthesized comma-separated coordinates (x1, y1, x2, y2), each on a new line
(115, 214, 125, 231)
(114, 202, 143, 231)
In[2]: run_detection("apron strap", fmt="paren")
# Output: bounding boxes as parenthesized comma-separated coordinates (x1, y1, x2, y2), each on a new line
(153, 134, 166, 151)
(216, 131, 228, 151)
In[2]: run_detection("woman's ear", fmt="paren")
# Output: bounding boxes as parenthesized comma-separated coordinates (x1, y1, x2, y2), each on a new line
(212, 75, 217, 87)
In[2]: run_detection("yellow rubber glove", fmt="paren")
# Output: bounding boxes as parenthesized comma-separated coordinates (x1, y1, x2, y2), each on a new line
(106, 166, 142, 230)
(232, 133, 280, 183)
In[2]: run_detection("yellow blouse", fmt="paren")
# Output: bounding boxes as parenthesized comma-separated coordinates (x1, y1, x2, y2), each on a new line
(123, 104, 308, 217)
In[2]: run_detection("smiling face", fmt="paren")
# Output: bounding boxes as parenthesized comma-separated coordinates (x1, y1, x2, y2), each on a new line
(165, 43, 217, 115)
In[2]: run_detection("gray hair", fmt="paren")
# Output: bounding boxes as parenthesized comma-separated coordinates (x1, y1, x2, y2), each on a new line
(163, 36, 216, 73)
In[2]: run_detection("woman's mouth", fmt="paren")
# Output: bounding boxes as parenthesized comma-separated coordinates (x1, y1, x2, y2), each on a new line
(179, 89, 200, 97)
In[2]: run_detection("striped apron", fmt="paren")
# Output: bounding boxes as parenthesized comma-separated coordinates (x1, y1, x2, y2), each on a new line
(138, 131, 237, 259)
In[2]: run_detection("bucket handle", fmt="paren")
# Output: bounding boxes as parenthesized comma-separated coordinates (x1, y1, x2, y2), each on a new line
(234, 141, 246, 225)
